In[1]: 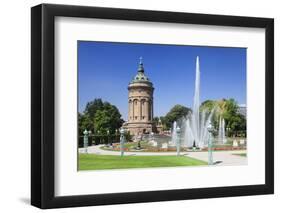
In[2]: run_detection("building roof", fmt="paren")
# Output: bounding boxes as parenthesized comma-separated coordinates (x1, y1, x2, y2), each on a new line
(130, 57, 152, 84)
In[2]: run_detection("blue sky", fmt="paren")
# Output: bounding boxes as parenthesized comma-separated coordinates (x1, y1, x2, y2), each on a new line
(78, 41, 246, 120)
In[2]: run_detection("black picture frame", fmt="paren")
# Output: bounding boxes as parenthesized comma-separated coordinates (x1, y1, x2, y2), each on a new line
(31, 3, 274, 209)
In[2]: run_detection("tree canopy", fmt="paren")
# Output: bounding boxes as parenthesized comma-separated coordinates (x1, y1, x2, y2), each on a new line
(84, 98, 104, 118)
(78, 113, 94, 136)
(163, 104, 191, 129)
(79, 99, 124, 135)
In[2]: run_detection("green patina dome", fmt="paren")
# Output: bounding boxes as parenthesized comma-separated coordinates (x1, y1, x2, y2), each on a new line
(130, 57, 152, 84)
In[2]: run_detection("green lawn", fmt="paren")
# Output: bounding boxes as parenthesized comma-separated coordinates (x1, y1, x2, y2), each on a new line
(232, 153, 247, 157)
(79, 154, 207, 170)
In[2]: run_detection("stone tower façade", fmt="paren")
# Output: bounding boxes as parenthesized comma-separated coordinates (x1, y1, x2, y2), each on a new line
(124, 58, 154, 136)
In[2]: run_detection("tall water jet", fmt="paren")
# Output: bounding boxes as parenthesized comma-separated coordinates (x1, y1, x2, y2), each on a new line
(192, 56, 201, 147)
(171, 121, 177, 145)
(183, 118, 194, 147)
(183, 56, 215, 148)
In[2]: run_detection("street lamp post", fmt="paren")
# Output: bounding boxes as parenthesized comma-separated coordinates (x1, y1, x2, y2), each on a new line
(107, 129, 110, 146)
(83, 129, 89, 154)
(207, 122, 214, 165)
(97, 130, 101, 144)
(120, 128, 125, 157)
(176, 126, 181, 156)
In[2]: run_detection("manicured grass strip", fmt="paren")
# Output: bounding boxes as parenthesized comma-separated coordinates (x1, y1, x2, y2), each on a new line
(232, 153, 247, 157)
(79, 154, 207, 170)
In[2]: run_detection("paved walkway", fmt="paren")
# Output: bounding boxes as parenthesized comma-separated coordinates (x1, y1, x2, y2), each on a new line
(79, 145, 247, 166)
(187, 151, 247, 166)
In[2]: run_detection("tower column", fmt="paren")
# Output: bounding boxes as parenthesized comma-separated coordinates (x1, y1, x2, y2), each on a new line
(128, 100, 130, 121)
(148, 100, 151, 121)
(133, 99, 136, 120)
(142, 99, 145, 121)
(129, 100, 133, 121)
(145, 99, 148, 121)
(151, 99, 154, 121)
(139, 98, 142, 121)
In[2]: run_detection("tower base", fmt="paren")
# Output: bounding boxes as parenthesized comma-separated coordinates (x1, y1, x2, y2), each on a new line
(123, 122, 154, 136)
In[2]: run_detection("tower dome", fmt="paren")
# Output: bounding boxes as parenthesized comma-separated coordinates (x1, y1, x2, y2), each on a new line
(130, 57, 152, 85)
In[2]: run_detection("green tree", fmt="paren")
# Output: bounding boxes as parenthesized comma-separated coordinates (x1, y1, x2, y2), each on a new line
(79, 98, 124, 135)
(164, 104, 191, 129)
(227, 112, 246, 137)
(201, 98, 246, 136)
(84, 98, 104, 118)
(200, 100, 216, 112)
(222, 99, 240, 136)
(94, 104, 124, 134)
(78, 113, 94, 135)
